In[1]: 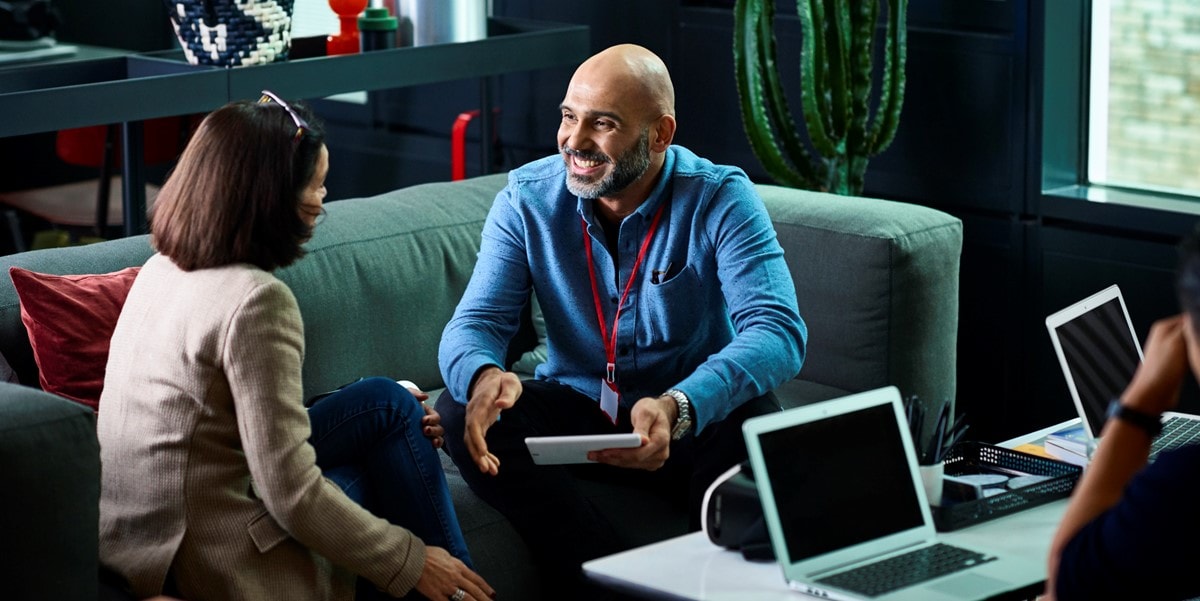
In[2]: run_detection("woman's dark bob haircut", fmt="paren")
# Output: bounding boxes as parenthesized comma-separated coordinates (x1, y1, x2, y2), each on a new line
(150, 96, 326, 272)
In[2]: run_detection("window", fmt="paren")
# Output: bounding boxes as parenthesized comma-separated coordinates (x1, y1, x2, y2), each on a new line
(1087, 0, 1200, 199)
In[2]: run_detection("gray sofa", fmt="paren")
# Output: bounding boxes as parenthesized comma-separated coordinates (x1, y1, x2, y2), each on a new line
(0, 172, 962, 600)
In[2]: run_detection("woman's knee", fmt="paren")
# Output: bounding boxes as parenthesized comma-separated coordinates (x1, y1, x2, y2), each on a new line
(340, 377, 418, 413)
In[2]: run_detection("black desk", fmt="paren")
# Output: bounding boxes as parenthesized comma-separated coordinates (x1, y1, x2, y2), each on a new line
(0, 18, 589, 237)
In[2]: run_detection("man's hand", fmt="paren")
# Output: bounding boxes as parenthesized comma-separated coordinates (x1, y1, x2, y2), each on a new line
(591, 394, 675, 470)
(465, 367, 522, 476)
(1122, 314, 1188, 415)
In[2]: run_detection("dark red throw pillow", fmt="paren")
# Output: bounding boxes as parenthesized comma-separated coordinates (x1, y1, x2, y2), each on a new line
(9, 266, 140, 411)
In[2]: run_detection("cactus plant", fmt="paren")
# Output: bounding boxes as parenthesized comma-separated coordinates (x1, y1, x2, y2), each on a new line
(734, 0, 907, 195)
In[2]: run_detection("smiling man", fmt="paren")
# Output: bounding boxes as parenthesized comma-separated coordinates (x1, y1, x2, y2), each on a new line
(436, 43, 807, 598)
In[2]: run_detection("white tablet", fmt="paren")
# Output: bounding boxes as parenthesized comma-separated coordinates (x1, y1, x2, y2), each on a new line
(525, 433, 643, 465)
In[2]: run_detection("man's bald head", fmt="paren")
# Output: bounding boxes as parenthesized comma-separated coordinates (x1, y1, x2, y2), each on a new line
(569, 44, 676, 120)
(558, 44, 679, 205)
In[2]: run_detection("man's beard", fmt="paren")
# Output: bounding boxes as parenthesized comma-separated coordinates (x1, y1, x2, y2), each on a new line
(562, 129, 651, 199)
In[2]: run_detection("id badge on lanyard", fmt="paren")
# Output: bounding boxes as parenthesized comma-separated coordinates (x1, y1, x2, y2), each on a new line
(581, 203, 667, 424)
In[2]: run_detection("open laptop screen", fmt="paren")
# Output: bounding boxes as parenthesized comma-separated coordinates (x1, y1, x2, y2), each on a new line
(756, 402, 924, 562)
(1048, 290, 1142, 438)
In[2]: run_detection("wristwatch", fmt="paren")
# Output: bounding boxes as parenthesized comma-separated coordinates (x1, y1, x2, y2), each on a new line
(664, 389, 693, 440)
(1106, 399, 1163, 438)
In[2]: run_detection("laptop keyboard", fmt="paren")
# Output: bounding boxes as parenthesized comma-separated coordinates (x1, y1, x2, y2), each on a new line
(815, 542, 995, 598)
(1151, 416, 1200, 459)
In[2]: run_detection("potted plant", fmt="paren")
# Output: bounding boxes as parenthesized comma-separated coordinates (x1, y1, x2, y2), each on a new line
(733, 0, 907, 195)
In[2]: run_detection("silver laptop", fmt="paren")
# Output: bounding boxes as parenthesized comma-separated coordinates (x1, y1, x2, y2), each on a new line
(741, 386, 1044, 601)
(1045, 284, 1200, 456)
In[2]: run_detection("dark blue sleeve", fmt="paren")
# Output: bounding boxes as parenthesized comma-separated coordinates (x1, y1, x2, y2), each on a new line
(1055, 444, 1200, 600)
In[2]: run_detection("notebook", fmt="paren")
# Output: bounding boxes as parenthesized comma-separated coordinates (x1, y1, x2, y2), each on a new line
(1045, 284, 1200, 457)
(741, 386, 1044, 600)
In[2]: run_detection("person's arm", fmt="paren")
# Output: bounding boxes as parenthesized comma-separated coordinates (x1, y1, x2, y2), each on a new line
(1046, 314, 1188, 599)
(674, 175, 807, 431)
(226, 279, 425, 597)
(438, 185, 532, 404)
(438, 185, 530, 474)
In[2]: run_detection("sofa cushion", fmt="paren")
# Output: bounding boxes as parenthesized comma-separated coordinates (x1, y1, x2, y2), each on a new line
(8, 266, 140, 411)
(0, 350, 14, 383)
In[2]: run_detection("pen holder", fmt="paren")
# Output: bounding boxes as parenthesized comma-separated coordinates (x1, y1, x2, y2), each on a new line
(919, 462, 944, 506)
(164, 0, 295, 67)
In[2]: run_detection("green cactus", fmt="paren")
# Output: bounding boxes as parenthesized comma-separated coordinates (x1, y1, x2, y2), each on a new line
(734, 0, 907, 195)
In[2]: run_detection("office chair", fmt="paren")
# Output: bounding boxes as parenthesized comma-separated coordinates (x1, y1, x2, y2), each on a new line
(0, 117, 187, 248)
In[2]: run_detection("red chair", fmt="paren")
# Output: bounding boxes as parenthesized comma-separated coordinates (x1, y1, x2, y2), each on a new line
(0, 117, 189, 246)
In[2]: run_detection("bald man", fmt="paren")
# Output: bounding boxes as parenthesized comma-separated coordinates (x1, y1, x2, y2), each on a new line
(437, 44, 807, 596)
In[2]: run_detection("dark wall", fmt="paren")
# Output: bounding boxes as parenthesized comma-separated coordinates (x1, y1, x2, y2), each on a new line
(317, 0, 682, 198)
(54, 1, 175, 52)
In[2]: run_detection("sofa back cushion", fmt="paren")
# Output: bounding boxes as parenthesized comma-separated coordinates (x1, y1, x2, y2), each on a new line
(277, 173, 507, 397)
(757, 184, 962, 405)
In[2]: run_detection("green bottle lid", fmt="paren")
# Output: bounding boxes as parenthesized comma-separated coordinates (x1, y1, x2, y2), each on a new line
(358, 7, 398, 31)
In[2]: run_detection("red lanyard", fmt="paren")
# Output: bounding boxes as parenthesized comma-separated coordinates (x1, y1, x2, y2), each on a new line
(581, 202, 667, 384)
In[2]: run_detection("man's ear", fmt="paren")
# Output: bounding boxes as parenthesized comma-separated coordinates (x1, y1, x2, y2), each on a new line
(650, 114, 677, 152)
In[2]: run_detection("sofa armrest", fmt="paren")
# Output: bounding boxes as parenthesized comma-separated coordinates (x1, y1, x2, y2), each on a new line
(0, 383, 100, 599)
(758, 184, 963, 408)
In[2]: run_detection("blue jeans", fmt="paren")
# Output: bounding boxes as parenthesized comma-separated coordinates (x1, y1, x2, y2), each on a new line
(308, 377, 472, 598)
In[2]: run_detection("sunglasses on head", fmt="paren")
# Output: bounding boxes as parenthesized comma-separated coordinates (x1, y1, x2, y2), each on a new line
(258, 90, 309, 144)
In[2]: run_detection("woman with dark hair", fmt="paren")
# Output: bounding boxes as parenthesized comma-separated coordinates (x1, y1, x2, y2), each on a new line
(97, 92, 493, 601)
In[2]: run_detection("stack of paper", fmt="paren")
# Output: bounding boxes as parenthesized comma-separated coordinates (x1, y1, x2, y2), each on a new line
(1043, 424, 1091, 466)
(0, 39, 77, 66)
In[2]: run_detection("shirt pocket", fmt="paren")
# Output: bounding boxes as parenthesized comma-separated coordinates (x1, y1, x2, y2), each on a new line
(642, 264, 706, 344)
(246, 507, 290, 553)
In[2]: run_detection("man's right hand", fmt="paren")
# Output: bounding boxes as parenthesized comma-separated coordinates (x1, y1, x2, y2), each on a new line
(465, 366, 522, 475)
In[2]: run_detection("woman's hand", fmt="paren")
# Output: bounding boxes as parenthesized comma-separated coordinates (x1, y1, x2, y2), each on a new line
(397, 380, 443, 448)
(422, 404, 445, 449)
(414, 546, 495, 601)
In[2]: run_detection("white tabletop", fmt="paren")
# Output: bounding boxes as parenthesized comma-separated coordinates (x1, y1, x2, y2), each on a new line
(583, 420, 1080, 600)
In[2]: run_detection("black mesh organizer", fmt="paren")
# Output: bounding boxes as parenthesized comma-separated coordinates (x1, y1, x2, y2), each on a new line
(933, 441, 1082, 532)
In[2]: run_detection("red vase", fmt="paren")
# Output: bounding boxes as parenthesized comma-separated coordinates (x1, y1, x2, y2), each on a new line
(327, 0, 368, 55)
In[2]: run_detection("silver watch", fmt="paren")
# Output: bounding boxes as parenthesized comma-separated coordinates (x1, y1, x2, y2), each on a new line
(664, 388, 693, 440)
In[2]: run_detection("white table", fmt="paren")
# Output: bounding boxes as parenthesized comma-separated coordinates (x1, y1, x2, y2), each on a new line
(583, 420, 1079, 600)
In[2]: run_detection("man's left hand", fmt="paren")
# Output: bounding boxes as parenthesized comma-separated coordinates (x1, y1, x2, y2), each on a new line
(590, 395, 676, 470)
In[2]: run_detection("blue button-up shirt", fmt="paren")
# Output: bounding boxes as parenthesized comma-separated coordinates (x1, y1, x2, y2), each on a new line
(439, 145, 806, 432)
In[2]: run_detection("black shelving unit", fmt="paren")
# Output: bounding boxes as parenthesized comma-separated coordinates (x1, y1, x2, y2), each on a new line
(0, 17, 589, 236)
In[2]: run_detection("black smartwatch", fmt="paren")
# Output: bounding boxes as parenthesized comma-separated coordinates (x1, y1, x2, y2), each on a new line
(1105, 399, 1163, 438)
